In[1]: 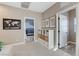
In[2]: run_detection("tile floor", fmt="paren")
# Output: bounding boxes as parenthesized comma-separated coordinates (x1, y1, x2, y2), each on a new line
(61, 44, 76, 56)
(10, 41, 71, 56)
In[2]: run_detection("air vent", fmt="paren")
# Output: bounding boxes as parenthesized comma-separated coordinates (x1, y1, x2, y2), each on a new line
(21, 2, 30, 9)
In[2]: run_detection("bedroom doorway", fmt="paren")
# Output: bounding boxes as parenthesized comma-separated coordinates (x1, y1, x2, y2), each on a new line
(58, 8, 76, 56)
(24, 17, 35, 42)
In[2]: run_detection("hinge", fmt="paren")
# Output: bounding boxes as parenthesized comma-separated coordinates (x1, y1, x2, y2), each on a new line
(58, 43, 60, 46)
(58, 17, 60, 20)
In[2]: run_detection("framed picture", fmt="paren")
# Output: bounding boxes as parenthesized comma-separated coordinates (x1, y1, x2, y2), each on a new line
(45, 19, 50, 28)
(49, 16, 56, 28)
(3, 18, 21, 30)
(42, 20, 46, 28)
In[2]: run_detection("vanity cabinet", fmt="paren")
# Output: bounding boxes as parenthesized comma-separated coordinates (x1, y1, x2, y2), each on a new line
(38, 29, 54, 49)
(37, 15, 56, 49)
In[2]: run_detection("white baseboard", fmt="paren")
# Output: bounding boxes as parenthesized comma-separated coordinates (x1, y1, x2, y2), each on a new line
(6, 41, 25, 47)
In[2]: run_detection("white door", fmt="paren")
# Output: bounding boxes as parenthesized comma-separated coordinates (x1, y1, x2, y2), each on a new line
(24, 17, 35, 42)
(59, 14, 68, 48)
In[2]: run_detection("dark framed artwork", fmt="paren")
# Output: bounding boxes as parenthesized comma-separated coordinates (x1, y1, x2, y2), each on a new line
(3, 18, 21, 30)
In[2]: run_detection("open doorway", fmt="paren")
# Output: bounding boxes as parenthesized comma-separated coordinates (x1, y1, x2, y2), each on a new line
(24, 17, 35, 42)
(58, 9, 76, 56)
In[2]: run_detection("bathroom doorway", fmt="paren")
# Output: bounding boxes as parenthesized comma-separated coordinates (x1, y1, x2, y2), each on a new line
(24, 17, 35, 42)
(58, 8, 76, 55)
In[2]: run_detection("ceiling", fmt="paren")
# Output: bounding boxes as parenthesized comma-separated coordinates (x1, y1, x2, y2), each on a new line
(0, 2, 56, 12)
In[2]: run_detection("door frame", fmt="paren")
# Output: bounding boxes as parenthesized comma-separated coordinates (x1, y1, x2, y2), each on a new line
(58, 13, 69, 48)
(57, 4, 77, 54)
(24, 17, 35, 42)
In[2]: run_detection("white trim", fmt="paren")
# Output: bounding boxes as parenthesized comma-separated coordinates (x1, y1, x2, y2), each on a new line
(58, 4, 77, 56)
(24, 17, 36, 42)
(55, 13, 59, 51)
(6, 42, 25, 47)
(76, 4, 79, 56)
(59, 4, 77, 14)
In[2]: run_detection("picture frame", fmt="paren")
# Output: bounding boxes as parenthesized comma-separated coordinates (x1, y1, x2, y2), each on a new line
(49, 16, 56, 28)
(3, 18, 21, 30)
(45, 18, 50, 28)
(42, 19, 46, 28)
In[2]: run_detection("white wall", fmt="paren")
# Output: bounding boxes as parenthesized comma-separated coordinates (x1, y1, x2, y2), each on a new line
(68, 9, 76, 42)
(0, 4, 42, 45)
(76, 4, 79, 56)
(60, 2, 74, 8)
